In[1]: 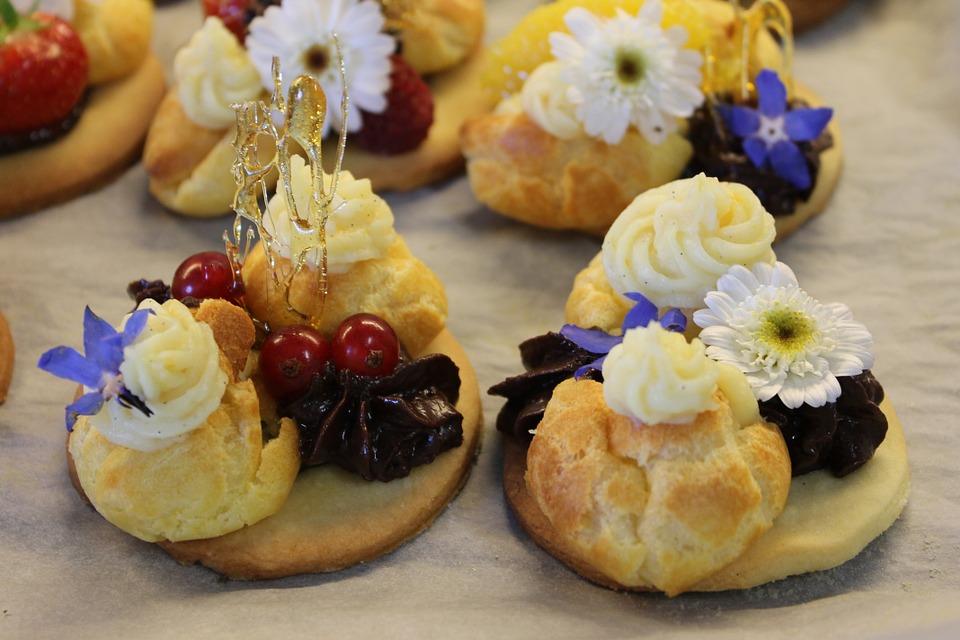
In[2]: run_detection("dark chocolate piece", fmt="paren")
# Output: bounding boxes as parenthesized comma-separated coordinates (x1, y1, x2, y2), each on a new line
(684, 99, 833, 216)
(282, 354, 464, 482)
(760, 371, 887, 477)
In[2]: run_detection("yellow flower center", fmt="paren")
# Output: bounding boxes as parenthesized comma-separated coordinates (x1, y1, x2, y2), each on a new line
(615, 48, 646, 86)
(303, 44, 330, 74)
(757, 307, 816, 355)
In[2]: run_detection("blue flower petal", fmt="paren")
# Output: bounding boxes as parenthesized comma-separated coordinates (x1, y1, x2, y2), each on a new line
(622, 292, 659, 331)
(82, 307, 118, 361)
(122, 309, 152, 348)
(720, 105, 760, 138)
(769, 140, 812, 190)
(785, 107, 833, 142)
(743, 137, 769, 168)
(560, 325, 622, 355)
(659, 309, 688, 333)
(574, 356, 607, 379)
(37, 347, 103, 388)
(65, 392, 104, 432)
(755, 69, 787, 118)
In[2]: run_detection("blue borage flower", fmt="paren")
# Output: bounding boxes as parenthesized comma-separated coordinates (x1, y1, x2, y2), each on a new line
(560, 292, 687, 379)
(38, 306, 154, 431)
(720, 69, 833, 190)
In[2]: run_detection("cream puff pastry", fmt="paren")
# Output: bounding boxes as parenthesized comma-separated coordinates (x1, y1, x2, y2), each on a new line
(461, 0, 841, 239)
(491, 177, 908, 595)
(145, 0, 490, 217)
(43, 69, 482, 577)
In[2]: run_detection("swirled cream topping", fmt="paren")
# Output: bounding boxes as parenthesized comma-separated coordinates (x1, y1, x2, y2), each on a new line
(264, 154, 397, 273)
(602, 324, 718, 425)
(91, 299, 228, 451)
(174, 17, 262, 129)
(521, 61, 583, 140)
(602, 174, 776, 309)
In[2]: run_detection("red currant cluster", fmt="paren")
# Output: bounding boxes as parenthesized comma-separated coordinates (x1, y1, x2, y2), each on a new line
(168, 250, 401, 403)
(259, 314, 400, 402)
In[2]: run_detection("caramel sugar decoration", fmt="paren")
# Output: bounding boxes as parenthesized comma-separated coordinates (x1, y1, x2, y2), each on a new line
(703, 0, 795, 102)
(226, 38, 350, 327)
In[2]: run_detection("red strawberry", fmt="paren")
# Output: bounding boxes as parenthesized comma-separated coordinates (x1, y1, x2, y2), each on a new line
(354, 55, 434, 156)
(202, 0, 249, 42)
(202, 0, 280, 43)
(0, 8, 89, 136)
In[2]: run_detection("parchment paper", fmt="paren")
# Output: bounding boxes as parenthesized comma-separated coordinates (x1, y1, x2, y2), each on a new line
(1, 0, 958, 638)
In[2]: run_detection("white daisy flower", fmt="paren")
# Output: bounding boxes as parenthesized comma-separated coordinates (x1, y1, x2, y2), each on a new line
(548, 0, 703, 145)
(693, 262, 875, 409)
(247, 0, 395, 136)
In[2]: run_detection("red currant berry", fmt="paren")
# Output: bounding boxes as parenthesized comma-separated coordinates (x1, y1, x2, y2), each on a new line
(172, 251, 244, 305)
(331, 314, 400, 377)
(259, 326, 331, 402)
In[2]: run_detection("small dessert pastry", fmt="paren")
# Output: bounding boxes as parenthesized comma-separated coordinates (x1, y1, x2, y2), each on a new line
(0, 310, 12, 404)
(40, 67, 481, 579)
(491, 252, 909, 594)
(460, 0, 841, 238)
(145, 0, 489, 217)
(0, 0, 164, 218)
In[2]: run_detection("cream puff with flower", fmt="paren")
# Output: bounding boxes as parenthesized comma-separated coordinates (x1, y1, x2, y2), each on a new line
(495, 317, 792, 596)
(460, 0, 841, 237)
(145, 0, 489, 217)
(492, 229, 908, 594)
(41, 299, 300, 543)
(0, 0, 164, 217)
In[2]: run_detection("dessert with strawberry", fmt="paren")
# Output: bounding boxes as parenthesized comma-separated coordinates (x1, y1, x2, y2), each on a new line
(0, 0, 164, 218)
(144, 0, 489, 217)
(460, 0, 842, 240)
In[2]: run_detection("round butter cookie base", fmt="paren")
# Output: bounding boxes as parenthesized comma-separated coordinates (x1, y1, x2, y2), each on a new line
(503, 398, 908, 593)
(0, 55, 166, 218)
(156, 328, 482, 579)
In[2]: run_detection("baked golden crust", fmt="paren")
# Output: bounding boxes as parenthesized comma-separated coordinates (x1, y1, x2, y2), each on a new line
(396, 0, 485, 76)
(565, 253, 632, 334)
(158, 328, 483, 579)
(461, 111, 693, 234)
(145, 46, 492, 217)
(66, 298, 300, 543)
(505, 397, 909, 593)
(524, 379, 790, 596)
(69, 379, 300, 543)
(0, 312, 12, 405)
(73, 0, 153, 85)
(0, 55, 166, 219)
(241, 238, 448, 356)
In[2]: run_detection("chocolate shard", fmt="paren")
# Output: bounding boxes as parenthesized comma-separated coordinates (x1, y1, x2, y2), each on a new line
(282, 355, 464, 482)
(489, 332, 601, 442)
